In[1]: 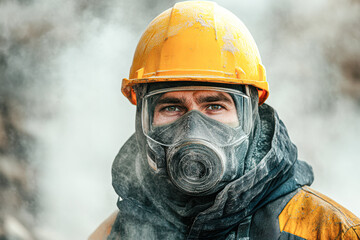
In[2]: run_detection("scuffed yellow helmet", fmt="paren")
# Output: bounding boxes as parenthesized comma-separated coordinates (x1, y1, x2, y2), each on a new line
(122, 1, 269, 105)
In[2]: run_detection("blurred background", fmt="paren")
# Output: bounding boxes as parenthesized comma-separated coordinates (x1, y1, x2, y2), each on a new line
(0, 0, 359, 239)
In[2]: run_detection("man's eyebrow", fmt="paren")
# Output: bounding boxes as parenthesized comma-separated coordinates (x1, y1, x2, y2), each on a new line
(196, 93, 233, 104)
(156, 96, 187, 105)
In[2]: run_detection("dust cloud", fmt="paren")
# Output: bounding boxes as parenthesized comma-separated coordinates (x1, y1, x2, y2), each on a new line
(0, 0, 359, 239)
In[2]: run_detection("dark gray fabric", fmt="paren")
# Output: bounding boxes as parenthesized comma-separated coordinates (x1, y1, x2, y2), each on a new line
(109, 103, 314, 240)
(249, 188, 299, 239)
(278, 232, 306, 240)
(236, 216, 252, 239)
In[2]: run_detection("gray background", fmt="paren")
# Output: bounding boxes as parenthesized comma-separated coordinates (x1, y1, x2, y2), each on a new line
(0, 0, 359, 239)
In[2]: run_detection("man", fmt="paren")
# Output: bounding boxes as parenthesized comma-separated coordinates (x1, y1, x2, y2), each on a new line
(90, 1, 360, 239)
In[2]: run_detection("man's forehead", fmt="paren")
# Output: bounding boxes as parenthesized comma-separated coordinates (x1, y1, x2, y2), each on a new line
(160, 90, 230, 98)
(157, 90, 234, 104)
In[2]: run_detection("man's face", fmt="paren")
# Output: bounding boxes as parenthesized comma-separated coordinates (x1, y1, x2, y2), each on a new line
(153, 90, 239, 127)
(141, 87, 252, 195)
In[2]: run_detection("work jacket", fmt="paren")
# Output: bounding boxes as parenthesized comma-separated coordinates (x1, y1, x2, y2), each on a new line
(90, 186, 360, 239)
(89, 104, 360, 240)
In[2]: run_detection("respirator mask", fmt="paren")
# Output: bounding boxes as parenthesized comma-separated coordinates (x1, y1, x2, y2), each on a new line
(142, 86, 252, 196)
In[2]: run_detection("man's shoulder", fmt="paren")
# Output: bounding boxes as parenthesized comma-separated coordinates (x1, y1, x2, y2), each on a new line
(279, 186, 360, 239)
(88, 210, 118, 240)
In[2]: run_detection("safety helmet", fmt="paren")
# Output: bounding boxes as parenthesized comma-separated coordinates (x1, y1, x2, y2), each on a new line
(122, 1, 269, 105)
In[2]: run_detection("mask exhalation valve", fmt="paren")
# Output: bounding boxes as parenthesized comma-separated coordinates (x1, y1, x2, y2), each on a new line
(167, 140, 225, 195)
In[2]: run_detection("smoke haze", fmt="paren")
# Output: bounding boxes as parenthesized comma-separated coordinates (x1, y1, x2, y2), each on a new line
(0, 0, 359, 239)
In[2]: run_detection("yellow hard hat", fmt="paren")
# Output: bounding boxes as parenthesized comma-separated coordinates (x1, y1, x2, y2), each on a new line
(122, 1, 269, 105)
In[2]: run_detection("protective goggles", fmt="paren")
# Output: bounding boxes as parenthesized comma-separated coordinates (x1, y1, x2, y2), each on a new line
(142, 86, 252, 147)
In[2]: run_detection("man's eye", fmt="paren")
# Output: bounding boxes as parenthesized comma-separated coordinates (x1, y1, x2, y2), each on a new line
(206, 105, 223, 111)
(163, 106, 181, 112)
